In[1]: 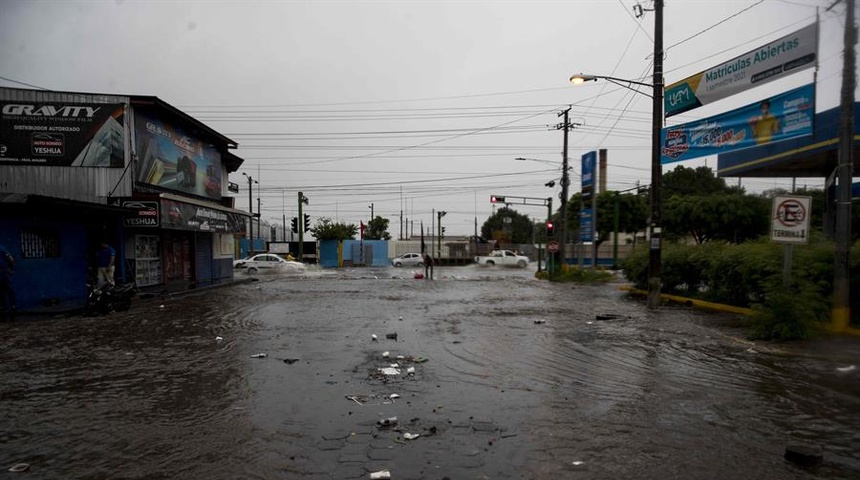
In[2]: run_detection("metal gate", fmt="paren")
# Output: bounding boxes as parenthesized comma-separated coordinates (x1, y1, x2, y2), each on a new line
(196, 233, 213, 286)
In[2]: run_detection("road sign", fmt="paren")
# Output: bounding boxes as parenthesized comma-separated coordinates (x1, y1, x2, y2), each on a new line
(770, 195, 811, 244)
(547, 240, 559, 253)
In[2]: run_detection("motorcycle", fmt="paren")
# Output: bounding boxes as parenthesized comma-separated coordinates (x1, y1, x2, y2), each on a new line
(84, 282, 135, 316)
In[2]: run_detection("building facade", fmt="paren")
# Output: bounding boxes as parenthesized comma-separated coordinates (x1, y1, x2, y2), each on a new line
(0, 87, 248, 311)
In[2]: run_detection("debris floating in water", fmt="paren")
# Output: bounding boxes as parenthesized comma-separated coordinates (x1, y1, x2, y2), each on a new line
(250, 353, 267, 358)
(837, 365, 856, 372)
(8, 463, 29, 473)
(371, 334, 379, 341)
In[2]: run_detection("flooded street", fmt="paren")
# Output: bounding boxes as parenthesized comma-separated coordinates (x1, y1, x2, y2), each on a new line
(2, 266, 859, 479)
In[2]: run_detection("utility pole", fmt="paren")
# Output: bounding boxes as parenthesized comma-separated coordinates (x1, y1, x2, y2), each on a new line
(243, 173, 258, 255)
(555, 107, 572, 273)
(647, 0, 665, 309)
(834, 0, 855, 331)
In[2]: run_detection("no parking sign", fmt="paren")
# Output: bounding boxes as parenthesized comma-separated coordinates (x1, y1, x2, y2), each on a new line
(771, 195, 811, 244)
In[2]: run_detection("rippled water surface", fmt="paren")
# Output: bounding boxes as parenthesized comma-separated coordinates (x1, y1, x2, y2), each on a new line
(2, 266, 859, 479)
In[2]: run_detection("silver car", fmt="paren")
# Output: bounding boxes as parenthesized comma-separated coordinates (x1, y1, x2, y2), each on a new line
(391, 253, 425, 267)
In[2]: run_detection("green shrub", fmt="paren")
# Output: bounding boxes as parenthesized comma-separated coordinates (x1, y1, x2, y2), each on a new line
(748, 277, 829, 340)
(550, 265, 613, 283)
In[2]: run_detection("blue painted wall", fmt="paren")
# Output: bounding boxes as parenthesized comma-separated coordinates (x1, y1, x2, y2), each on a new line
(0, 218, 89, 309)
(318, 240, 340, 268)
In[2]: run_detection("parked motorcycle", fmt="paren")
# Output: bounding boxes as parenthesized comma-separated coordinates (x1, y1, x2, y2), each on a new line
(84, 282, 135, 316)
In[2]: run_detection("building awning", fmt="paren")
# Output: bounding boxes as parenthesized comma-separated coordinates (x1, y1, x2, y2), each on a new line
(158, 193, 249, 234)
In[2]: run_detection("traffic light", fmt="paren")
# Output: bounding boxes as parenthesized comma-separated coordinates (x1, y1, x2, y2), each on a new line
(546, 221, 555, 237)
(490, 195, 505, 204)
(303, 214, 311, 231)
(291, 217, 298, 232)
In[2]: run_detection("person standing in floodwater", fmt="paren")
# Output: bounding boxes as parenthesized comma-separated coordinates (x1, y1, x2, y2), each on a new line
(423, 253, 434, 280)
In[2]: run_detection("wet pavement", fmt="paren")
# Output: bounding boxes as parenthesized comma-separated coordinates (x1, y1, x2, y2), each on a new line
(1, 265, 859, 479)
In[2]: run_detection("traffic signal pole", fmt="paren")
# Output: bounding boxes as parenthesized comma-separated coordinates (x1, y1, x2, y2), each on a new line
(297, 191, 308, 262)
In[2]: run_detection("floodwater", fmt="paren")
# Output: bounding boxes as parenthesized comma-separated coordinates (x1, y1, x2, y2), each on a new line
(2, 265, 859, 479)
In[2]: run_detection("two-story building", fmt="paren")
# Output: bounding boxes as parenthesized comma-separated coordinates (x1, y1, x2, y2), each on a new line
(0, 87, 248, 311)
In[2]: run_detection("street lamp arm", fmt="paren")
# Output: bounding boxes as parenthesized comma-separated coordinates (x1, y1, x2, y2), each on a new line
(569, 73, 653, 98)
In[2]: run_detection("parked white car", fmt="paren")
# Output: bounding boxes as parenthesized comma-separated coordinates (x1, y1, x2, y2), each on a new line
(474, 250, 529, 268)
(391, 253, 425, 267)
(234, 254, 305, 274)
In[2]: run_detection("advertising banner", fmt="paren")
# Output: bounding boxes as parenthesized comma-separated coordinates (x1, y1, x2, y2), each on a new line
(661, 84, 814, 164)
(122, 200, 160, 228)
(161, 199, 245, 233)
(665, 23, 817, 118)
(0, 102, 125, 166)
(134, 110, 223, 200)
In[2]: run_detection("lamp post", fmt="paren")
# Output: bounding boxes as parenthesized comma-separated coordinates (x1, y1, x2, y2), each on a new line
(570, 0, 663, 308)
(242, 172, 258, 255)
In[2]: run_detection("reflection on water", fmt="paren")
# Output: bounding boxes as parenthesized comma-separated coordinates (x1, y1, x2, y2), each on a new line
(1, 267, 858, 479)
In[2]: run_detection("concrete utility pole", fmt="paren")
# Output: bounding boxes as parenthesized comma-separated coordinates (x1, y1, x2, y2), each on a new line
(243, 173, 258, 255)
(834, 0, 855, 331)
(556, 107, 572, 272)
(647, 0, 665, 309)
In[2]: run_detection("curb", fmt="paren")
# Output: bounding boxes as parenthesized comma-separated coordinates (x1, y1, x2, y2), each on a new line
(619, 286, 754, 315)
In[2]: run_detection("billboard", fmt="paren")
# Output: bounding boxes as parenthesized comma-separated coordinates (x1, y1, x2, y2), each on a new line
(161, 199, 245, 233)
(665, 23, 817, 118)
(661, 84, 814, 164)
(134, 110, 223, 200)
(0, 102, 125, 167)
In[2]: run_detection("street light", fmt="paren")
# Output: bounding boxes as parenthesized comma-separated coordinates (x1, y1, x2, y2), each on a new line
(570, 0, 663, 308)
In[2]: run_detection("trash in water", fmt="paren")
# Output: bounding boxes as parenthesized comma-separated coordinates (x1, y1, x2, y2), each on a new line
(396, 355, 405, 360)
(386, 332, 398, 340)
(382, 351, 390, 358)
(346, 395, 366, 405)
(389, 363, 400, 368)
(371, 334, 379, 341)
(595, 313, 624, 320)
(398, 316, 403, 321)
(389, 393, 400, 400)
(283, 358, 300, 364)
(250, 353, 267, 358)
(8, 464, 29, 473)
(379, 367, 401, 376)
(534, 319, 546, 324)
(215, 336, 224, 342)
(377, 416, 398, 427)
(369, 470, 391, 480)
(572, 460, 584, 466)
(406, 366, 416, 375)
(837, 365, 856, 372)
(403, 432, 420, 440)
(586, 321, 593, 325)
(159, 304, 165, 309)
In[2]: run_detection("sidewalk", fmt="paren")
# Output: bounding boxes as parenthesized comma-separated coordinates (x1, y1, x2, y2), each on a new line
(8, 276, 256, 320)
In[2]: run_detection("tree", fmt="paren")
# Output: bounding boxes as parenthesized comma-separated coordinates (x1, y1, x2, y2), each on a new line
(663, 193, 769, 244)
(663, 165, 736, 198)
(309, 217, 358, 241)
(595, 191, 649, 246)
(480, 207, 534, 244)
(365, 216, 391, 240)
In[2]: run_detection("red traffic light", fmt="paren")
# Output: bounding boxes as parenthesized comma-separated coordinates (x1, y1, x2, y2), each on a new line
(490, 195, 505, 204)
(546, 221, 555, 236)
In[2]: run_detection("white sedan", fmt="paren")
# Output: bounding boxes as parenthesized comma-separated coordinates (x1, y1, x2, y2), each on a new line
(234, 254, 305, 274)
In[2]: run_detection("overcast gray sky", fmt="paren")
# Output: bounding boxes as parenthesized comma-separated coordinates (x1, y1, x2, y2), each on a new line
(0, 0, 851, 236)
